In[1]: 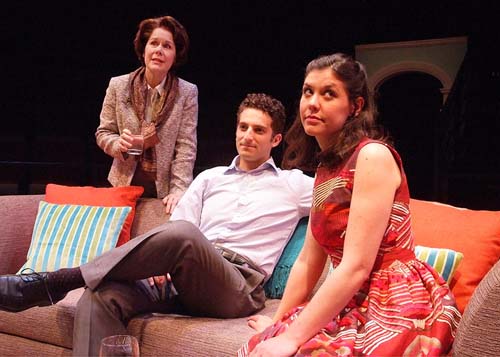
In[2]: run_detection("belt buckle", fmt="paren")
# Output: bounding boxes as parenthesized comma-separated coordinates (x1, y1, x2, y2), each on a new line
(215, 244, 244, 265)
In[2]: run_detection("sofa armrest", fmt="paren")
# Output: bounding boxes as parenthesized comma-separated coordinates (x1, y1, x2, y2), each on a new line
(453, 259, 500, 356)
(0, 194, 44, 274)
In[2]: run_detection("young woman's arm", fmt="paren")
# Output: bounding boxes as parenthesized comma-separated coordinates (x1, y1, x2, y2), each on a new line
(274, 222, 328, 321)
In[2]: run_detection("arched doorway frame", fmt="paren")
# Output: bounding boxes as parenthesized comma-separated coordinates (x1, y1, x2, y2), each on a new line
(370, 61, 452, 103)
(355, 36, 467, 104)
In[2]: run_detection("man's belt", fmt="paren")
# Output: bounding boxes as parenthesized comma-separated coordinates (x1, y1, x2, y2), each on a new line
(213, 243, 266, 277)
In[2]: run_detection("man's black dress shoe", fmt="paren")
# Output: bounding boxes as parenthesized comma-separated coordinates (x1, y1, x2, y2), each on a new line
(0, 270, 66, 312)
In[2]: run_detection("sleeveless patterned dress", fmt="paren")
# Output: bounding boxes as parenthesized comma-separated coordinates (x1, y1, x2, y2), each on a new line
(240, 139, 461, 356)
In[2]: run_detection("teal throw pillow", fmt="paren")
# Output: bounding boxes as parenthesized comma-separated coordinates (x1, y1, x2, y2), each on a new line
(264, 217, 308, 299)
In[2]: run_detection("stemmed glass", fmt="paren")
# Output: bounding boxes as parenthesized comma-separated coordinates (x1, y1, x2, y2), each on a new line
(99, 335, 140, 357)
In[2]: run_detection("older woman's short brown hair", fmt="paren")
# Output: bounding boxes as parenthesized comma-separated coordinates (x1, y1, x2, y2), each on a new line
(133, 15, 189, 69)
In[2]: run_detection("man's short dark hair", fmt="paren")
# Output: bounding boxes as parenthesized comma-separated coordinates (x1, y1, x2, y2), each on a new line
(237, 93, 286, 135)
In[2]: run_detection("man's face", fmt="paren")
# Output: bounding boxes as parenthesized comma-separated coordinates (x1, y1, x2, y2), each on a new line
(235, 108, 282, 171)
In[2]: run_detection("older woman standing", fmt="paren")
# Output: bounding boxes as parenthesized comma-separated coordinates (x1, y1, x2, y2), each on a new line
(96, 15, 198, 214)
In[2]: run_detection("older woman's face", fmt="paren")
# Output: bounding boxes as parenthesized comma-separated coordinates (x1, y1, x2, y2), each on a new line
(144, 27, 176, 78)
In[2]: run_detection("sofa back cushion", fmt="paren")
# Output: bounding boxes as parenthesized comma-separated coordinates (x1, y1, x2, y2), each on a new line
(131, 198, 169, 237)
(0, 195, 44, 274)
(410, 198, 500, 313)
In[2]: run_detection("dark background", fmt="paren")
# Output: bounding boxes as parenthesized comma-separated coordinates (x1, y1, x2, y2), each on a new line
(2, 1, 499, 209)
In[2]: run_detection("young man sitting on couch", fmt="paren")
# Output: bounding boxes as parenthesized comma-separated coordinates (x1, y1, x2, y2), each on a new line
(0, 93, 314, 356)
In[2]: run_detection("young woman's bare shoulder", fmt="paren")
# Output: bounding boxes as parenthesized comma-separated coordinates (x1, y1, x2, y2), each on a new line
(357, 143, 401, 187)
(358, 142, 393, 163)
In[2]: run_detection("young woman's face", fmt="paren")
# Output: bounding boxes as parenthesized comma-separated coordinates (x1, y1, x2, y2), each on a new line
(300, 68, 354, 149)
(144, 27, 176, 79)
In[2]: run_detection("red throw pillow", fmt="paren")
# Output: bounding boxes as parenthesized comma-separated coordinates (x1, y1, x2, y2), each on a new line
(410, 198, 500, 313)
(45, 184, 144, 246)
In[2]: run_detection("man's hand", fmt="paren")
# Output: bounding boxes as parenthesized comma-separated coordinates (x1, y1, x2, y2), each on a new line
(247, 315, 273, 332)
(147, 275, 167, 289)
(147, 273, 172, 300)
(162, 193, 181, 215)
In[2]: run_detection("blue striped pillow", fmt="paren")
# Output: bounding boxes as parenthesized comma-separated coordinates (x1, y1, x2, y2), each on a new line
(19, 201, 131, 273)
(415, 245, 464, 285)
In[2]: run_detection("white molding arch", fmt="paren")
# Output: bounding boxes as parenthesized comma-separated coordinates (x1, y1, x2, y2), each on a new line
(355, 36, 467, 104)
(369, 61, 453, 94)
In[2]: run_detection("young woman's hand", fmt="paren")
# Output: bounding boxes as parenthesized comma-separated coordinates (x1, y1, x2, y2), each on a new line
(249, 335, 298, 357)
(247, 315, 273, 332)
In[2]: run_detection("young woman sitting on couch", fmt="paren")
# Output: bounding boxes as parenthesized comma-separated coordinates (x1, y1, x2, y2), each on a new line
(240, 53, 462, 357)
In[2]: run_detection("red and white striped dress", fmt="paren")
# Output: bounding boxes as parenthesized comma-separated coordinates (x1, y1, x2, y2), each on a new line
(240, 139, 461, 356)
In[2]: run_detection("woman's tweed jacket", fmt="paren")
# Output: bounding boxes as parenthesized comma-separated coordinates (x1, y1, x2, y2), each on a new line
(96, 74, 198, 198)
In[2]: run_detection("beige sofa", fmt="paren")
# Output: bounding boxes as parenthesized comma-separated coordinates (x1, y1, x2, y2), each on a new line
(0, 194, 499, 356)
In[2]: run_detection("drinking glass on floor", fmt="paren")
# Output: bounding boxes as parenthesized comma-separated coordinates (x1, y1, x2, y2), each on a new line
(100, 335, 140, 357)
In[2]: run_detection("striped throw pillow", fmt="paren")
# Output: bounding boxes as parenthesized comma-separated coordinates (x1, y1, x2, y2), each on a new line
(415, 245, 464, 285)
(19, 201, 131, 273)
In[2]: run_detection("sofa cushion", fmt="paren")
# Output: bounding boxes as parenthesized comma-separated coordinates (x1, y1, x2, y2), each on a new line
(0, 288, 83, 350)
(45, 184, 144, 246)
(0, 289, 276, 356)
(0, 195, 44, 274)
(0, 333, 71, 356)
(131, 198, 169, 237)
(410, 198, 500, 313)
(127, 299, 279, 356)
(19, 201, 130, 273)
